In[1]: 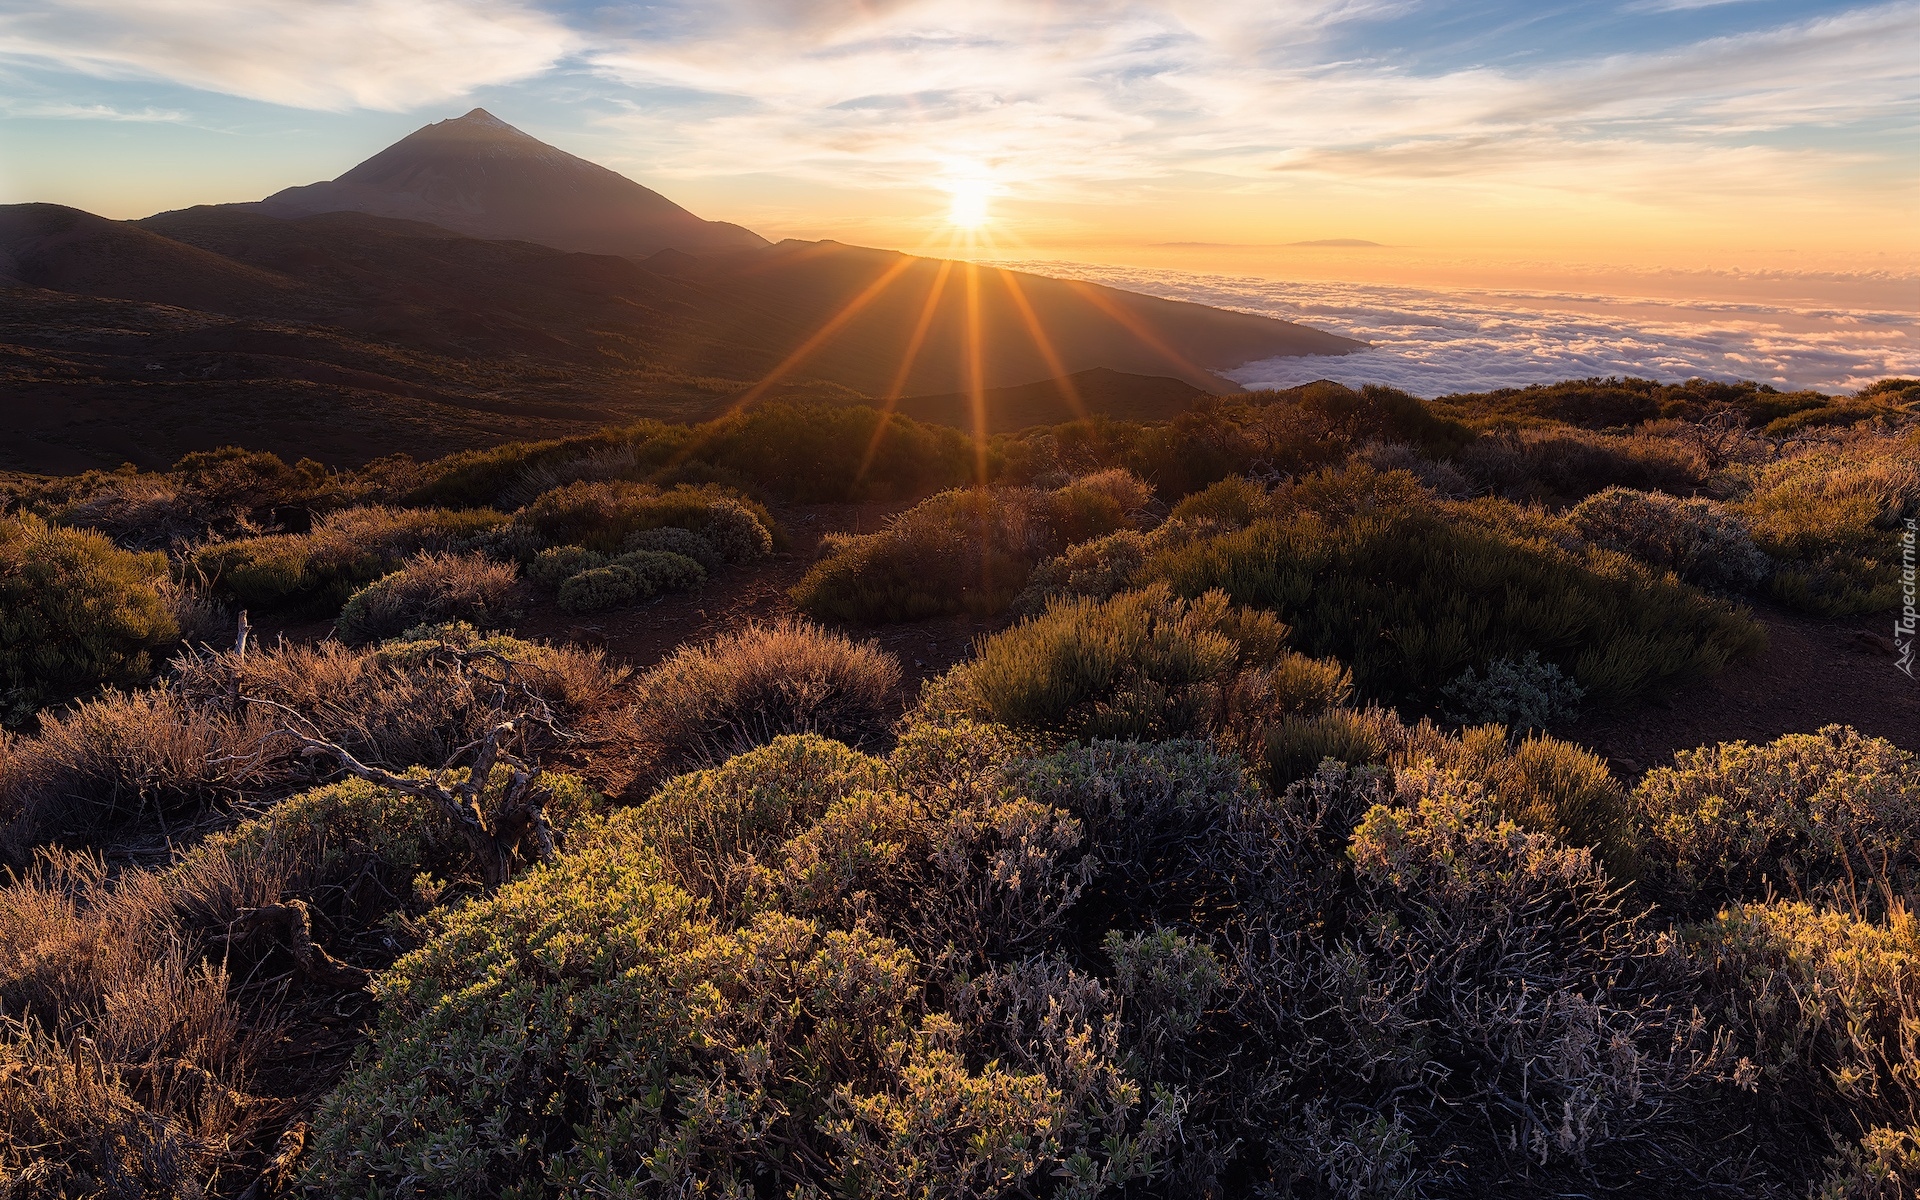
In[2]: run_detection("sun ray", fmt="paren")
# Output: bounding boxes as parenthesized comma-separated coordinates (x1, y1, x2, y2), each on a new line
(721, 252, 920, 416)
(987, 237, 1090, 423)
(964, 259, 989, 486)
(1058, 278, 1214, 383)
(857, 254, 957, 481)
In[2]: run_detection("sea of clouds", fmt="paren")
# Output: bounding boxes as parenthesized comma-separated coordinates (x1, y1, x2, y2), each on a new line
(1008, 260, 1920, 397)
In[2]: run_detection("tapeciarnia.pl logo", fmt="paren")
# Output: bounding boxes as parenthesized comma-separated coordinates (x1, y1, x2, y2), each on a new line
(1898, 517, 1916, 679)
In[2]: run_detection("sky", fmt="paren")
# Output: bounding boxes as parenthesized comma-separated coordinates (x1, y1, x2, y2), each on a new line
(0, 0, 1916, 291)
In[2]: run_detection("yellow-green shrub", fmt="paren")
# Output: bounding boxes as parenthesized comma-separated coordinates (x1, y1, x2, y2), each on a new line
(1634, 726, 1920, 918)
(0, 514, 177, 725)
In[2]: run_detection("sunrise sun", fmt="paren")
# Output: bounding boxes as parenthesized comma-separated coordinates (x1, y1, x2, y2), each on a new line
(945, 178, 994, 229)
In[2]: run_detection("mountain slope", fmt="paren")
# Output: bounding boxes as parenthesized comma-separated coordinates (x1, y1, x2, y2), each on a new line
(248, 109, 767, 258)
(0, 195, 1365, 470)
(0, 203, 293, 311)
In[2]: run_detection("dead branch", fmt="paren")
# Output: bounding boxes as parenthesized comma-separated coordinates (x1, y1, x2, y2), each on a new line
(220, 899, 371, 990)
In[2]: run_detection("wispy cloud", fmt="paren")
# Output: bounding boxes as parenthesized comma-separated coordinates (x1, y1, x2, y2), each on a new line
(576, 0, 1920, 215)
(0, 98, 185, 120)
(0, 0, 577, 110)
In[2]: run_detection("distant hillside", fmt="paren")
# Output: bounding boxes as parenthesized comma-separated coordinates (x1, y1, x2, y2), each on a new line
(242, 109, 766, 258)
(0, 200, 1364, 471)
(888, 368, 1217, 434)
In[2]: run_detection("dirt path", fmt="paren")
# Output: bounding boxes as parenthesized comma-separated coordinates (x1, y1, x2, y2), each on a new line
(1565, 604, 1919, 776)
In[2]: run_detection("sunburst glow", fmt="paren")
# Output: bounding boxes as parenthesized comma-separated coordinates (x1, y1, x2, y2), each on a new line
(946, 179, 994, 230)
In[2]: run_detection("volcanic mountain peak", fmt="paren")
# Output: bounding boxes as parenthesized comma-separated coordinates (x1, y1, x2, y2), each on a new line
(251, 109, 767, 258)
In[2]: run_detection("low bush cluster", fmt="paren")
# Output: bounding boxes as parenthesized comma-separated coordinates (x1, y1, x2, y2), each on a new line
(1059, 466, 1766, 712)
(512, 480, 775, 559)
(1633, 724, 1920, 919)
(189, 504, 506, 615)
(792, 470, 1152, 622)
(334, 551, 519, 644)
(0, 625, 625, 856)
(0, 767, 598, 1197)
(932, 584, 1346, 745)
(1735, 426, 1920, 615)
(556, 549, 706, 613)
(303, 716, 1920, 1197)
(1439, 651, 1586, 729)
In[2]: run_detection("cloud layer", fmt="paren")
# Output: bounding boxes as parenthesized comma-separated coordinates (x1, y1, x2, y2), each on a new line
(1007, 259, 1920, 395)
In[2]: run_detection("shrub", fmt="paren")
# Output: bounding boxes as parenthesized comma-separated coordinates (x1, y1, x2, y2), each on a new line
(1634, 726, 1920, 919)
(1140, 465, 1765, 709)
(1689, 901, 1920, 1181)
(623, 524, 724, 571)
(1439, 651, 1586, 729)
(1, 629, 624, 855)
(554, 549, 705, 612)
(334, 551, 518, 645)
(1570, 485, 1772, 593)
(0, 514, 178, 726)
(627, 621, 902, 783)
(190, 505, 507, 614)
(791, 473, 1150, 624)
(527, 544, 605, 589)
(513, 480, 775, 558)
(303, 748, 1168, 1199)
(1261, 704, 1407, 788)
(1168, 475, 1271, 527)
(0, 769, 597, 1197)
(936, 584, 1327, 743)
(1736, 427, 1920, 615)
(1012, 528, 1157, 615)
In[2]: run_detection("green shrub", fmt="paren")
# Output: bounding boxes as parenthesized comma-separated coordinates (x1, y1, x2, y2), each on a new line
(190, 505, 507, 614)
(1262, 705, 1405, 787)
(627, 621, 901, 784)
(1737, 427, 1920, 615)
(622, 524, 724, 571)
(1013, 528, 1159, 615)
(1570, 486, 1772, 593)
(1689, 901, 1920, 1181)
(687, 401, 978, 502)
(792, 473, 1150, 624)
(527, 544, 605, 589)
(937, 584, 1320, 742)
(1634, 726, 1920, 919)
(1168, 475, 1271, 527)
(0, 514, 178, 725)
(334, 551, 518, 646)
(0, 768, 596, 1198)
(1140, 466, 1765, 709)
(304, 735, 1169, 1199)
(554, 549, 705, 612)
(1439, 651, 1586, 729)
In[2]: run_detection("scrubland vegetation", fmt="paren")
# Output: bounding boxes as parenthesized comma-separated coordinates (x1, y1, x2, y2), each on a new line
(0, 374, 1915, 1198)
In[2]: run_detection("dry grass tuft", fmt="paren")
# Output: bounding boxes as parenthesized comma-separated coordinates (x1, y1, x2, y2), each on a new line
(628, 621, 901, 786)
